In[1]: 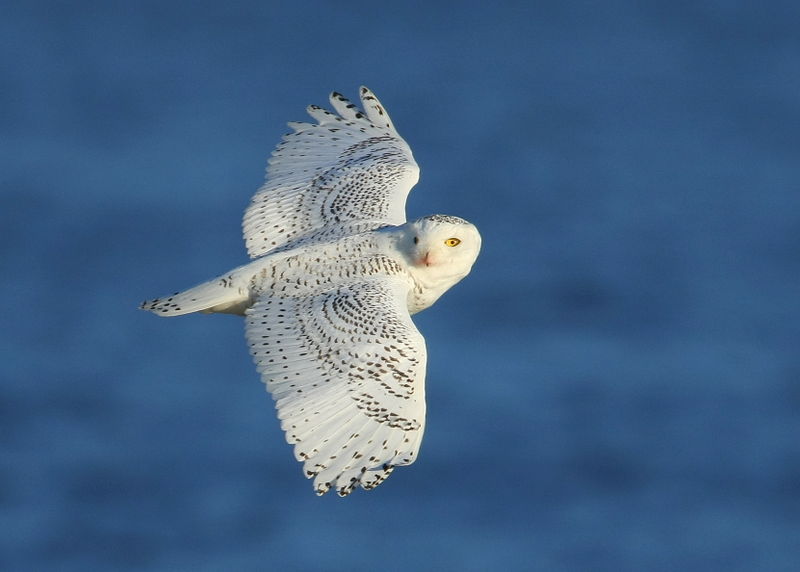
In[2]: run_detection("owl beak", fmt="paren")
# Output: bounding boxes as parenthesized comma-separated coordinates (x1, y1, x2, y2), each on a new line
(419, 251, 434, 267)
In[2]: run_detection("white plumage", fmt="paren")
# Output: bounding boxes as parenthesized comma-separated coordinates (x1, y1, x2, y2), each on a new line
(141, 87, 481, 496)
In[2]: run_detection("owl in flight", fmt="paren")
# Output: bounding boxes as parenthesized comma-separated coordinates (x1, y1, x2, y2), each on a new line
(141, 87, 481, 496)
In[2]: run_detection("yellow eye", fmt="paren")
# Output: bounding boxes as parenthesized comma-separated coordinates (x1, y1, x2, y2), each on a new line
(444, 238, 461, 247)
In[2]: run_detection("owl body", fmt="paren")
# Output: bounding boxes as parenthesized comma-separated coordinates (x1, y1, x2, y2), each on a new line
(146, 216, 480, 320)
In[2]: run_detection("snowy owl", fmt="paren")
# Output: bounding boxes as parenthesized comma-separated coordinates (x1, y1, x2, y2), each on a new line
(141, 87, 481, 496)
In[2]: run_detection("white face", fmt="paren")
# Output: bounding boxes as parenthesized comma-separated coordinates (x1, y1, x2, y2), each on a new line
(406, 215, 482, 281)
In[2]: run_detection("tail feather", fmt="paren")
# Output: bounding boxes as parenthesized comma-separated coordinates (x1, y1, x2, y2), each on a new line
(140, 276, 251, 317)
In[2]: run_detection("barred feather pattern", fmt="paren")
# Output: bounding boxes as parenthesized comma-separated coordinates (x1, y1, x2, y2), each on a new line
(242, 87, 419, 258)
(246, 275, 427, 496)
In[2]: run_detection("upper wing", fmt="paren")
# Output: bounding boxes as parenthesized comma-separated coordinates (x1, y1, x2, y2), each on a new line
(245, 275, 427, 496)
(243, 87, 420, 258)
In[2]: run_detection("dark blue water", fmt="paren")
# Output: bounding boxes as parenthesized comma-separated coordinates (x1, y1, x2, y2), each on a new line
(2, 2, 798, 570)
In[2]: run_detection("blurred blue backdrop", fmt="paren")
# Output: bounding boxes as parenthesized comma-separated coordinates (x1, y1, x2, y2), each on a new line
(2, 1, 799, 570)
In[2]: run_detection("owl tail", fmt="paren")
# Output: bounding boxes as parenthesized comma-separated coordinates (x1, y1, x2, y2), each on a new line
(140, 274, 252, 317)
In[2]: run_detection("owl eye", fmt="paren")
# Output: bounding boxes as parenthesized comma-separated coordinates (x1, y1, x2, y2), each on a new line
(444, 238, 461, 247)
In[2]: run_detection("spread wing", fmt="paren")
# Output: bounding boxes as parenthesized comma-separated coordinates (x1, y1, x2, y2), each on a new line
(245, 275, 427, 496)
(242, 87, 420, 258)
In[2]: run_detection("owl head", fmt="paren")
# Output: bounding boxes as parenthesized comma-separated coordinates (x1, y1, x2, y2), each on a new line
(404, 214, 481, 283)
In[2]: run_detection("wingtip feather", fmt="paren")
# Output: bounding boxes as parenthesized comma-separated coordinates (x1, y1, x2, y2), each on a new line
(359, 86, 394, 130)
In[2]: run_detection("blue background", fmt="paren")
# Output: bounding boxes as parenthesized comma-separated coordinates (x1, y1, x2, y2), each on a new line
(2, 2, 799, 570)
